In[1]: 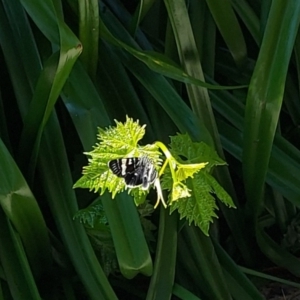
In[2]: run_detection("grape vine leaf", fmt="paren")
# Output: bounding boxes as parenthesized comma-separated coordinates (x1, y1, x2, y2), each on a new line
(73, 117, 161, 204)
(163, 133, 235, 235)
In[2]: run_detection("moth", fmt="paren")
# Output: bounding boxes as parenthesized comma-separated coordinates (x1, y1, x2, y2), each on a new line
(108, 156, 157, 190)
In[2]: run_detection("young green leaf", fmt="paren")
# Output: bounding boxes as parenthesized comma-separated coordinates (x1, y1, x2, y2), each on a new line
(169, 133, 225, 171)
(74, 118, 234, 235)
(73, 198, 108, 228)
(74, 117, 161, 204)
(169, 176, 219, 235)
(164, 133, 235, 235)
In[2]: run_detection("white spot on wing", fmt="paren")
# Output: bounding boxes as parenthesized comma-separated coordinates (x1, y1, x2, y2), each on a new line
(121, 159, 127, 175)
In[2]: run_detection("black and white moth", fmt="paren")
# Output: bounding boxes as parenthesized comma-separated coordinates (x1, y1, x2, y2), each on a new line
(108, 156, 157, 190)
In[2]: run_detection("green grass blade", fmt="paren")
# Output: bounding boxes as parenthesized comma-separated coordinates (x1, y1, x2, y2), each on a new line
(172, 283, 201, 300)
(99, 15, 246, 90)
(179, 226, 232, 300)
(146, 208, 177, 300)
(221, 269, 257, 300)
(2, 0, 41, 88)
(100, 8, 210, 141)
(0, 139, 51, 279)
(101, 6, 232, 145)
(19, 50, 79, 178)
(212, 239, 263, 299)
(189, 0, 216, 77)
(129, 0, 158, 36)
(240, 266, 300, 289)
(38, 114, 118, 300)
(162, 0, 239, 204)
(101, 193, 153, 279)
(163, 0, 215, 146)
(0, 208, 41, 300)
(0, 93, 10, 150)
(205, 0, 247, 67)
(17, 3, 81, 178)
(97, 41, 152, 127)
(164, 1, 244, 261)
(218, 119, 300, 205)
(126, 57, 211, 142)
(284, 75, 300, 126)
(0, 280, 3, 300)
(19, 0, 60, 44)
(62, 62, 110, 148)
(78, 0, 99, 77)
(2, 0, 81, 180)
(0, 0, 38, 114)
(257, 224, 300, 277)
(243, 1, 300, 220)
(231, 0, 260, 45)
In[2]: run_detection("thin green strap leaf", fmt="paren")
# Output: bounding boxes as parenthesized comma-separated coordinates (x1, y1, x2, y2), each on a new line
(18, 1, 82, 177)
(257, 224, 300, 277)
(101, 193, 153, 279)
(163, 0, 214, 140)
(100, 10, 212, 142)
(19, 0, 59, 44)
(221, 269, 258, 300)
(38, 114, 118, 300)
(146, 208, 177, 300)
(0, 280, 3, 299)
(0, 138, 51, 279)
(62, 62, 111, 148)
(240, 266, 300, 289)
(2, 0, 41, 88)
(231, 0, 260, 45)
(0, 208, 41, 300)
(0, 0, 39, 114)
(179, 226, 232, 300)
(172, 283, 201, 300)
(189, 0, 216, 77)
(99, 16, 246, 90)
(212, 239, 264, 300)
(243, 1, 300, 219)
(78, 0, 99, 78)
(284, 75, 300, 126)
(291, 31, 300, 124)
(129, 0, 157, 36)
(129, 0, 143, 36)
(164, 1, 240, 247)
(218, 119, 300, 205)
(112, 46, 211, 143)
(0, 93, 10, 150)
(205, 0, 247, 67)
(97, 41, 152, 128)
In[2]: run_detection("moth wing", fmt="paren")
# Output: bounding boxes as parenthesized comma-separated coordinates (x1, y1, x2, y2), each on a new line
(108, 158, 138, 177)
(124, 171, 143, 187)
(141, 162, 158, 190)
(108, 157, 156, 190)
(108, 159, 122, 176)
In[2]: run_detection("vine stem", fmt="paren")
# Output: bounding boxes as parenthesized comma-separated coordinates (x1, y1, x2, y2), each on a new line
(154, 141, 177, 179)
(153, 141, 207, 209)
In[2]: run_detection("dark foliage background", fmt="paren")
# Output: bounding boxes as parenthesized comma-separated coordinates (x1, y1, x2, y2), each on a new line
(0, 0, 300, 299)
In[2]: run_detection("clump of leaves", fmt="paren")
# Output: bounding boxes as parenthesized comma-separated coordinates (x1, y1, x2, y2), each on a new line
(282, 213, 300, 254)
(73, 197, 157, 275)
(163, 134, 235, 234)
(73, 198, 118, 276)
(74, 117, 235, 235)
